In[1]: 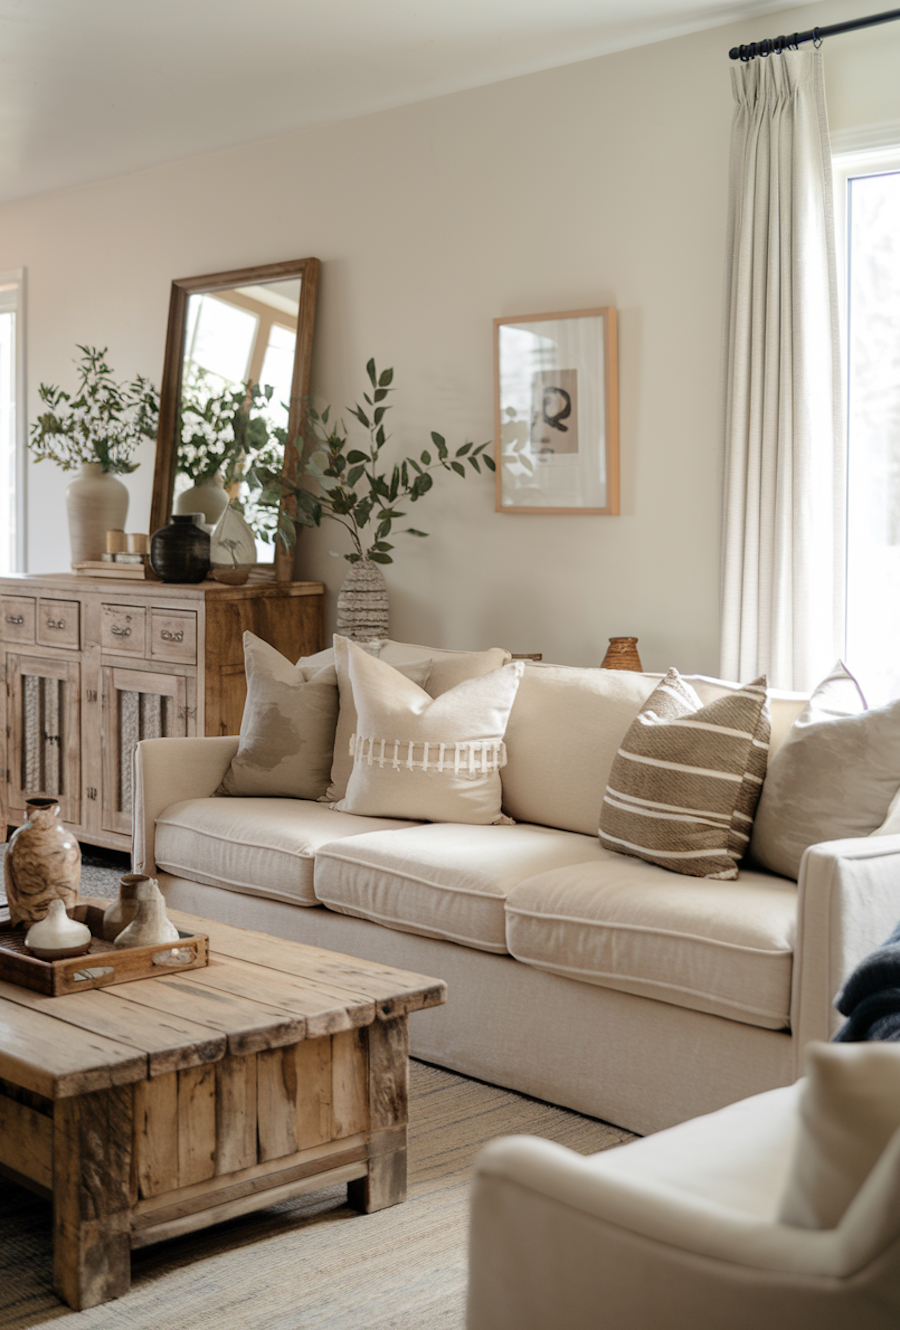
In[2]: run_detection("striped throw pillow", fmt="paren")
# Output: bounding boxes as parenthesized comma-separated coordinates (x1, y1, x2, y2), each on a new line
(598, 669, 770, 880)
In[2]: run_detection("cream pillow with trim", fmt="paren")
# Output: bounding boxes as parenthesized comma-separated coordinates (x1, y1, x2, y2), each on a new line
(217, 633, 338, 800)
(778, 1042, 900, 1230)
(324, 636, 511, 802)
(335, 640, 524, 824)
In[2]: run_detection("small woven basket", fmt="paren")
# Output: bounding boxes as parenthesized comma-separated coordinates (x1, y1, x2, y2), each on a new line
(601, 637, 643, 671)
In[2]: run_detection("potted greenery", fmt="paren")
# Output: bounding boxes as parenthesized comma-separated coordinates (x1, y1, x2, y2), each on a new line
(29, 345, 159, 566)
(254, 360, 494, 638)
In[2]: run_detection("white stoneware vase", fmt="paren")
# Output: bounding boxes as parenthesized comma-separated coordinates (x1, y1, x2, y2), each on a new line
(174, 472, 229, 528)
(113, 878, 180, 949)
(210, 503, 257, 585)
(65, 462, 129, 566)
(24, 898, 92, 960)
(336, 559, 389, 641)
(5, 797, 81, 926)
(102, 873, 147, 942)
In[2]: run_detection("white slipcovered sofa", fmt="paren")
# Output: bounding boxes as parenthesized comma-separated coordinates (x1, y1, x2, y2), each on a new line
(132, 656, 900, 1135)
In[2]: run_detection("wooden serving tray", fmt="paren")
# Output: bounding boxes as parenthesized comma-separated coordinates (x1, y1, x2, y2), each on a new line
(0, 898, 209, 996)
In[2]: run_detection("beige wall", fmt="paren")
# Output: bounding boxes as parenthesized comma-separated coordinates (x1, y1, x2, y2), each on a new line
(3, 0, 899, 670)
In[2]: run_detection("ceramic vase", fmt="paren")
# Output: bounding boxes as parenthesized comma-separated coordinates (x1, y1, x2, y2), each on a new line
(336, 559, 389, 641)
(24, 898, 92, 960)
(174, 472, 229, 528)
(210, 503, 257, 585)
(150, 514, 211, 583)
(65, 462, 129, 566)
(113, 878, 180, 949)
(5, 797, 82, 927)
(601, 637, 643, 671)
(102, 873, 147, 941)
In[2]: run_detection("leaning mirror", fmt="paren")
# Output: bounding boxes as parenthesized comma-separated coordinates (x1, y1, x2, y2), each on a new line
(150, 258, 320, 571)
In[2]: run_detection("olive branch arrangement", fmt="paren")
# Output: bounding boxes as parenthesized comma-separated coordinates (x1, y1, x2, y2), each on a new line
(255, 359, 494, 564)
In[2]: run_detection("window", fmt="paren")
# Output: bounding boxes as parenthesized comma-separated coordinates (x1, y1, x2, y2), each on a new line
(0, 268, 25, 573)
(834, 148, 900, 704)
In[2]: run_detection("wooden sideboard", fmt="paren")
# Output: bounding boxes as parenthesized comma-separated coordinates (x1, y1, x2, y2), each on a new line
(0, 573, 324, 851)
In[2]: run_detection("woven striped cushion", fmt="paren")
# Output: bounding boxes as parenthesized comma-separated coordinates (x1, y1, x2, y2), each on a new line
(598, 669, 770, 880)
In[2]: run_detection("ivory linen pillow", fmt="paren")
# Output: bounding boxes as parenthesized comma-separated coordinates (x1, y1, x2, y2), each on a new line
(778, 1042, 900, 1230)
(324, 636, 512, 802)
(335, 640, 524, 824)
(598, 668, 769, 880)
(748, 662, 900, 880)
(217, 633, 339, 800)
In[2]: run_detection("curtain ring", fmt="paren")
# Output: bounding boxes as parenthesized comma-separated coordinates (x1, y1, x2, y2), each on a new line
(813, 27, 823, 48)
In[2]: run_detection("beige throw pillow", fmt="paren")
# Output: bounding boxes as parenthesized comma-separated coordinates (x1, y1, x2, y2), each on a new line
(598, 668, 769, 880)
(778, 1042, 900, 1230)
(748, 662, 900, 880)
(217, 633, 339, 800)
(335, 641, 524, 824)
(324, 637, 512, 802)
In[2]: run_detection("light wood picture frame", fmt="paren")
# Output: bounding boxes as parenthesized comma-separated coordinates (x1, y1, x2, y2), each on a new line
(494, 306, 619, 515)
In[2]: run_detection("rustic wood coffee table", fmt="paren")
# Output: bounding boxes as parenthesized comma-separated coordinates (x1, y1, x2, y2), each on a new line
(0, 902, 446, 1310)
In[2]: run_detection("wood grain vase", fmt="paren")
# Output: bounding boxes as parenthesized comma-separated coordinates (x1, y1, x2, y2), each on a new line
(601, 637, 643, 671)
(4, 797, 82, 926)
(65, 462, 129, 566)
(336, 559, 389, 641)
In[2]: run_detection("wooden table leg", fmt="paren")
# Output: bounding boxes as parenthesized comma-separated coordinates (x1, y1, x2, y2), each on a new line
(53, 1085, 134, 1310)
(348, 1015, 409, 1214)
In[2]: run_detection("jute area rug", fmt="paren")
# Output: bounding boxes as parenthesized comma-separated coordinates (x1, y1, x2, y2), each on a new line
(0, 844, 634, 1330)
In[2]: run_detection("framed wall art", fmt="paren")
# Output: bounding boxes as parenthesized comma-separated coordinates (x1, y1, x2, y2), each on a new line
(494, 306, 619, 514)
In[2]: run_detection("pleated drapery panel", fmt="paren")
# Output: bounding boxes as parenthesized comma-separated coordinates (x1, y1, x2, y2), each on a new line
(720, 50, 844, 692)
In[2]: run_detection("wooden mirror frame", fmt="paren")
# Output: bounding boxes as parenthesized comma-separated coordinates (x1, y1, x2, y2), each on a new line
(149, 257, 321, 547)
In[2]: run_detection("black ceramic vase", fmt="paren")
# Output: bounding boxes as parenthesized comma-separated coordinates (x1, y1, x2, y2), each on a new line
(150, 515, 211, 583)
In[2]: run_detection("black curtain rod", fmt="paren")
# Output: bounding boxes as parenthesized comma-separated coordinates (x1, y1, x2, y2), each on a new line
(729, 6, 900, 60)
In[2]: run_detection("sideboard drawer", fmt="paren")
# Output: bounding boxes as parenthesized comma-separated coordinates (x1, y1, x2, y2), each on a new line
(100, 603, 146, 656)
(1, 595, 36, 643)
(150, 609, 197, 664)
(36, 598, 80, 649)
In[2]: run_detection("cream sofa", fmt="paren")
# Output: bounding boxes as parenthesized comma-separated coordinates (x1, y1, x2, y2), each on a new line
(132, 662, 900, 1135)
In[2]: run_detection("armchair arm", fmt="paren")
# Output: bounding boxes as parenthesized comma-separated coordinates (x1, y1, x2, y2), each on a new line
(791, 834, 900, 1062)
(132, 735, 238, 873)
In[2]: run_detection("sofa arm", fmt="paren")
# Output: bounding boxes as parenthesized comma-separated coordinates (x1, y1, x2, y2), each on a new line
(132, 735, 238, 873)
(791, 834, 900, 1061)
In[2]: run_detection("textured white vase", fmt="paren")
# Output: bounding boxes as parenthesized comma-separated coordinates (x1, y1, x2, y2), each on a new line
(65, 462, 129, 566)
(336, 558, 389, 641)
(174, 472, 229, 527)
(210, 503, 257, 584)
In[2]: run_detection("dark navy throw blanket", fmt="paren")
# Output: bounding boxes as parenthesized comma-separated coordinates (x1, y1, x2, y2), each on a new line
(833, 917, 900, 1042)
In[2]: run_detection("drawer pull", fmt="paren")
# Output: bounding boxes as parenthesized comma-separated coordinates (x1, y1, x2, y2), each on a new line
(161, 629, 184, 643)
(178, 705, 197, 721)
(46, 618, 66, 631)
(5, 614, 24, 625)
(110, 625, 132, 638)
(41, 731, 60, 746)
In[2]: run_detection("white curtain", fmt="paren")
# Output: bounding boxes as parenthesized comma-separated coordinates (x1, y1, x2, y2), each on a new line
(720, 49, 844, 692)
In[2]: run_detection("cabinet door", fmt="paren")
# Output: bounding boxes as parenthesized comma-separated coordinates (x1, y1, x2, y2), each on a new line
(6, 653, 81, 825)
(101, 666, 197, 836)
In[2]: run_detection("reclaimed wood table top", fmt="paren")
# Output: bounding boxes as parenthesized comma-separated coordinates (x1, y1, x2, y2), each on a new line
(0, 903, 448, 1099)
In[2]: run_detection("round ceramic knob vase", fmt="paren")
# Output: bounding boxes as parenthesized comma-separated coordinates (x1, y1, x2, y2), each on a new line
(5, 797, 82, 927)
(150, 514, 211, 583)
(102, 873, 148, 941)
(24, 898, 92, 960)
(113, 878, 179, 949)
(65, 462, 129, 566)
(336, 559, 389, 641)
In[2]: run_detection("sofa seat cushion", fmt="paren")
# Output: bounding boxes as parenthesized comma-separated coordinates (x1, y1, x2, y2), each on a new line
(505, 854, 796, 1029)
(314, 822, 601, 952)
(155, 798, 418, 907)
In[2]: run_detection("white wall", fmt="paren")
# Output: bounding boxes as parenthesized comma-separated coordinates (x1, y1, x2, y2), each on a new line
(2, 0, 899, 670)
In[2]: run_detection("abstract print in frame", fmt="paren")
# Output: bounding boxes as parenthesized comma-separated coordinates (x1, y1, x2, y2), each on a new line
(494, 307, 619, 514)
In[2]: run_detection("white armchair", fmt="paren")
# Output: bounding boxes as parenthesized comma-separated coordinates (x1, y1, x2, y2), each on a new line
(467, 1046, 900, 1330)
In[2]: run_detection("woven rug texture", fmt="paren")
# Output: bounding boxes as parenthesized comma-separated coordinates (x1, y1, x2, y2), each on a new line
(0, 842, 634, 1329)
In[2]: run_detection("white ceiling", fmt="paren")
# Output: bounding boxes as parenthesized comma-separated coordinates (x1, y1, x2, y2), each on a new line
(0, 0, 818, 206)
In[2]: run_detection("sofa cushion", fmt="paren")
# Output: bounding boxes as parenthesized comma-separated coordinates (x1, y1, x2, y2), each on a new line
(335, 642, 524, 825)
(323, 637, 511, 802)
(314, 822, 602, 952)
(217, 633, 339, 800)
(598, 669, 769, 881)
(505, 854, 796, 1029)
(154, 797, 418, 906)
